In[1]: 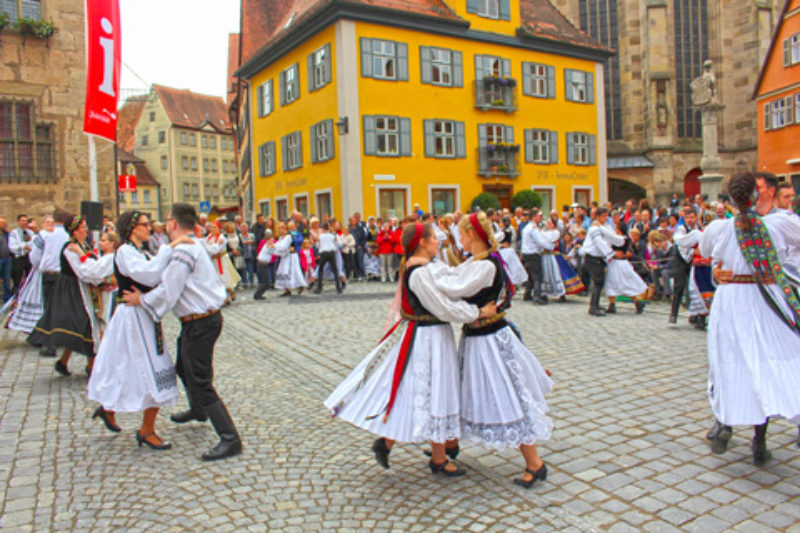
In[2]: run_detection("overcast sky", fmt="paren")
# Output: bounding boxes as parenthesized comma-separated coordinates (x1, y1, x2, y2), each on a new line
(119, 0, 240, 101)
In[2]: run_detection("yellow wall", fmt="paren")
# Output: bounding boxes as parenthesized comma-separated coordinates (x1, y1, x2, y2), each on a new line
(355, 20, 600, 216)
(251, 26, 340, 219)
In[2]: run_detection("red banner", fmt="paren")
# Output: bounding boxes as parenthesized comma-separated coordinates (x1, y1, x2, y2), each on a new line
(83, 0, 121, 142)
(118, 175, 136, 192)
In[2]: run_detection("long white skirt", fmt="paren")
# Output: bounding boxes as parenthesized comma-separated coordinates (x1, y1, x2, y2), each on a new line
(88, 305, 179, 412)
(708, 283, 800, 426)
(7, 269, 43, 334)
(217, 254, 241, 290)
(275, 254, 308, 290)
(325, 322, 461, 443)
(541, 254, 565, 297)
(605, 259, 647, 298)
(499, 248, 528, 286)
(460, 325, 553, 449)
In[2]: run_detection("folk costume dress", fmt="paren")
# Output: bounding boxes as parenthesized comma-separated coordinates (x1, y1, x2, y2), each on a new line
(555, 241, 586, 295)
(324, 263, 481, 443)
(205, 234, 241, 291)
(678, 227, 715, 319)
(495, 229, 528, 286)
(699, 213, 800, 426)
(28, 241, 112, 356)
(433, 254, 554, 449)
(274, 234, 308, 290)
(605, 239, 648, 298)
(5, 231, 46, 333)
(539, 229, 566, 298)
(88, 243, 178, 412)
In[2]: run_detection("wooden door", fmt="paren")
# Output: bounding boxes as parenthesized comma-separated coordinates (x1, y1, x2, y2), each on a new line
(482, 184, 513, 210)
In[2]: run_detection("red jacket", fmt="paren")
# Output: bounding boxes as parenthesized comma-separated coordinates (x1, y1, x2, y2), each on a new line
(376, 230, 395, 255)
(392, 227, 404, 255)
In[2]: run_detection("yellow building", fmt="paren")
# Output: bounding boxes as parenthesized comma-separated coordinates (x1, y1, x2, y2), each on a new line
(237, 0, 612, 220)
(116, 150, 161, 220)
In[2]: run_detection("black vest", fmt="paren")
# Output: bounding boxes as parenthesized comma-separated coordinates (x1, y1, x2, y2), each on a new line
(404, 265, 444, 326)
(115, 246, 155, 298)
(463, 256, 508, 336)
(59, 241, 94, 279)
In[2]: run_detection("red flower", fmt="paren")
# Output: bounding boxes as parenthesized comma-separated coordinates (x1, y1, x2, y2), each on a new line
(753, 260, 760, 267)
(746, 240, 753, 247)
(761, 260, 769, 268)
(755, 239, 762, 246)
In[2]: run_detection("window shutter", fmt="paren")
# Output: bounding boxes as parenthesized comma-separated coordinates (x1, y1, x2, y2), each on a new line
(478, 124, 488, 147)
(475, 54, 484, 81)
(424, 119, 435, 157)
(420, 47, 432, 84)
(588, 134, 596, 166)
(499, 0, 511, 20)
(455, 121, 466, 158)
(324, 44, 332, 85)
(796, 95, 800, 124)
(453, 51, 463, 87)
(522, 63, 532, 96)
(258, 143, 265, 175)
(784, 39, 791, 66)
(361, 38, 373, 78)
(256, 85, 264, 117)
(267, 80, 273, 114)
(564, 69, 572, 101)
(586, 72, 594, 103)
(548, 130, 558, 163)
(363, 115, 377, 155)
(281, 135, 288, 170)
(478, 125, 488, 172)
(504, 125, 514, 144)
(764, 103, 771, 130)
(524, 129, 534, 162)
(397, 43, 409, 81)
(566, 133, 574, 164)
(466, 0, 480, 14)
(547, 65, 556, 98)
(310, 124, 318, 163)
(502, 58, 512, 77)
(400, 117, 412, 156)
(326, 119, 335, 159)
(279, 72, 286, 106)
(296, 131, 303, 168)
(786, 96, 795, 124)
(268, 142, 275, 174)
(293, 64, 300, 100)
(307, 52, 316, 92)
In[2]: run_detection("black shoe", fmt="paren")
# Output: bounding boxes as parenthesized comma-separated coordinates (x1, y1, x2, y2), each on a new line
(635, 301, 646, 314)
(694, 315, 707, 330)
(372, 437, 391, 469)
(170, 410, 207, 424)
(313, 288, 322, 294)
(588, 308, 606, 317)
(54, 360, 70, 376)
(136, 431, 172, 450)
(708, 421, 732, 455)
(253, 295, 265, 300)
(668, 314, 677, 324)
(688, 315, 698, 324)
(423, 444, 460, 460)
(429, 459, 466, 477)
(534, 297, 548, 305)
(92, 406, 122, 433)
(751, 438, 771, 466)
(522, 295, 533, 302)
(39, 346, 56, 357)
(558, 295, 566, 303)
(202, 401, 242, 461)
(606, 302, 617, 314)
(513, 463, 548, 489)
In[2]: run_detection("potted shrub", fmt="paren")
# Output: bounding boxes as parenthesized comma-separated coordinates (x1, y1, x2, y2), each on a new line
(471, 192, 501, 211)
(511, 190, 542, 210)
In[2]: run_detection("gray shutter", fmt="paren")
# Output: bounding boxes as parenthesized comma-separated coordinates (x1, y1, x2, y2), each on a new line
(307, 52, 315, 92)
(310, 124, 318, 162)
(455, 121, 466, 158)
(588, 134, 596, 165)
(361, 38, 373, 78)
(258, 143, 265, 175)
(326, 119, 335, 159)
(586, 72, 594, 103)
(400, 117, 412, 156)
(256, 85, 264, 117)
(453, 51, 463, 87)
(268, 142, 275, 174)
(279, 71, 286, 106)
(397, 43, 409, 81)
(499, 0, 511, 20)
(504, 125, 514, 144)
(324, 44, 332, 85)
(566, 132, 574, 164)
(478, 125, 488, 172)
(548, 130, 558, 164)
(547, 65, 556, 98)
(564, 69, 572, 101)
(786, 96, 795, 124)
(296, 131, 303, 168)
(293, 64, 300, 100)
(268, 80, 274, 113)
(420, 46, 432, 84)
(363, 115, 377, 155)
(522, 63, 531, 96)
(281, 135, 288, 170)
(524, 129, 533, 162)
(764, 103, 771, 130)
(502, 58, 512, 77)
(784, 39, 791, 66)
(466, 0, 479, 14)
(478, 124, 488, 147)
(475, 54, 484, 81)
(424, 119, 435, 157)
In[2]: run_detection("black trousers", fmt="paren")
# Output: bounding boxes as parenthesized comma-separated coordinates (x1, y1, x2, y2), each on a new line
(11, 255, 31, 291)
(584, 255, 607, 311)
(670, 260, 692, 317)
(254, 263, 269, 298)
(176, 312, 223, 412)
(522, 253, 543, 298)
(316, 251, 342, 290)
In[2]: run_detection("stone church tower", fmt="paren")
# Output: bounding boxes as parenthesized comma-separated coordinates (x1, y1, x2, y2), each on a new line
(550, 0, 783, 204)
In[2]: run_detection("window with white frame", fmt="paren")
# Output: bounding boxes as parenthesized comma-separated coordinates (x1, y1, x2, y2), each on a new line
(784, 33, 800, 66)
(189, 134, 196, 146)
(773, 98, 789, 128)
(525, 129, 553, 163)
(192, 183, 199, 198)
(203, 159, 209, 172)
(431, 48, 452, 85)
(180, 132, 187, 145)
(210, 136, 216, 149)
(311, 120, 334, 163)
(259, 200, 271, 216)
(257, 80, 273, 118)
(565, 69, 593, 103)
(484, 124, 506, 144)
(143, 189, 152, 205)
(161, 155, 168, 170)
(309, 45, 331, 91)
(434, 120, 455, 157)
(202, 135, 208, 148)
(373, 40, 397, 80)
(191, 157, 197, 171)
(131, 191, 139, 204)
(212, 159, 218, 172)
(523, 63, 554, 98)
(182, 156, 188, 170)
(316, 192, 332, 219)
(183, 183, 190, 199)
(259, 142, 276, 176)
(376, 117, 399, 155)
(280, 64, 300, 105)
(477, 0, 499, 18)
(223, 160, 228, 173)
(566, 132, 596, 166)
(282, 132, 303, 171)
(420, 46, 462, 87)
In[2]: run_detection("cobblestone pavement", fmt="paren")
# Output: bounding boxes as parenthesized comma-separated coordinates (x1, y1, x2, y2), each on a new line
(2, 282, 800, 532)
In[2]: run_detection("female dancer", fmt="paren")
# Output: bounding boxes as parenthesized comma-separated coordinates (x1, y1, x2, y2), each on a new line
(274, 221, 307, 296)
(6, 216, 53, 333)
(701, 172, 800, 464)
(28, 216, 112, 376)
(604, 222, 647, 314)
(96, 232, 120, 333)
(206, 221, 240, 302)
(496, 216, 527, 286)
(325, 222, 496, 476)
(88, 211, 186, 450)
(432, 211, 553, 488)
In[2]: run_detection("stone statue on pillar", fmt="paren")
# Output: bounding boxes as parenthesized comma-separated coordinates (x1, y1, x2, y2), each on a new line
(690, 60, 726, 201)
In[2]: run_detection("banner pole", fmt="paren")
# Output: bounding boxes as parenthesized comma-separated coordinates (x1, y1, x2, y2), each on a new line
(88, 134, 99, 202)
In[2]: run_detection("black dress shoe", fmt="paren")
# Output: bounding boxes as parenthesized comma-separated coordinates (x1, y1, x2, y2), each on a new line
(708, 422, 732, 455)
(92, 406, 122, 433)
(694, 315, 707, 330)
(635, 301, 646, 314)
(54, 361, 70, 376)
(751, 438, 771, 466)
(606, 302, 617, 314)
(668, 314, 677, 324)
(423, 444, 460, 460)
(588, 308, 606, 317)
(136, 431, 172, 450)
(429, 459, 466, 477)
(372, 438, 391, 469)
(170, 410, 207, 424)
(513, 463, 548, 489)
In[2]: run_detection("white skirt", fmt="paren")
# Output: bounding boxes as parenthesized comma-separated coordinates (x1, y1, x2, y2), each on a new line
(605, 259, 647, 298)
(275, 254, 308, 290)
(7, 269, 44, 334)
(708, 283, 800, 426)
(460, 325, 553, 449)
(324, 322, 461, 443)
(541, 254, 565, 297)
(216, 254, 241, 290)
(499, 248, 528, 286)
(88, 305, 179, 412)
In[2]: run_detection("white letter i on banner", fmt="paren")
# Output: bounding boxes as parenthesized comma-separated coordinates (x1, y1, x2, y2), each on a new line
(98, 17, 115, 97)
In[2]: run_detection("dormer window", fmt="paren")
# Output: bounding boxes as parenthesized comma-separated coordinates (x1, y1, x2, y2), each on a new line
(479, 0, 498, 18)
(467, 0, 509, 20)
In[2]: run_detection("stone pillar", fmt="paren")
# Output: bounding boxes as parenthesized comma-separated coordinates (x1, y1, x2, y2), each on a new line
(698, 103, 726, 201)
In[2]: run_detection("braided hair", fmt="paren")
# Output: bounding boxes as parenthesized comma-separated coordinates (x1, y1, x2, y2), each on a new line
(728, 172, 756, 231)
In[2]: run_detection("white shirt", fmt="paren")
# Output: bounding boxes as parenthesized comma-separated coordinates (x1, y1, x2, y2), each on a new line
(141, 238, 227, 321)
(257, 241, 275, 264)
(29, 232, 46, 269)
(673, 224, 702, 263)
(521, 224, 556, 255)
(408, 264, 481, 323)
(317, 232, 338, 253)
(8, 227, 35, 257)
(581, 223, 625, 259)
(116, 243, 173, 288)
(39, 225, 69, 273)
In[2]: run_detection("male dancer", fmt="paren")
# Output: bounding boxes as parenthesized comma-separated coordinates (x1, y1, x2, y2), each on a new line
(8, 214, 35, 294)
(668, 208, 701, 324)
(314, 222, 342, 294)
(521, 209, 554, 305)
(123, 203, 242, 461)
(580, 208, 625, 317)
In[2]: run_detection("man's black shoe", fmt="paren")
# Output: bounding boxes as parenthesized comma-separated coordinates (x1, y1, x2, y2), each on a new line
(170, 410, 207, 424)
(751, 438, 771, 466)
(588, 308, 606, 317)
(668, 314, 677, 324)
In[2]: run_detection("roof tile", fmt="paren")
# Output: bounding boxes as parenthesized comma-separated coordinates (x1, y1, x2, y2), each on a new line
(116, 98, 146, 153)
(152, 85, 232, 133)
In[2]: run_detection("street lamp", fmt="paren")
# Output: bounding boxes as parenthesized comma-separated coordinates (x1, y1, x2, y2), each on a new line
(336, 116, 349, 135)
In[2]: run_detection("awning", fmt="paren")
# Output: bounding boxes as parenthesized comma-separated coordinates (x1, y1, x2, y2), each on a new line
(608, 156, 655, 169)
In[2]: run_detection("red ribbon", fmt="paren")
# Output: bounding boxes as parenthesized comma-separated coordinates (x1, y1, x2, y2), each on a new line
(469, 213, 490, 246)
(405, 222, 424, 257)
(210, 234, 223, 273)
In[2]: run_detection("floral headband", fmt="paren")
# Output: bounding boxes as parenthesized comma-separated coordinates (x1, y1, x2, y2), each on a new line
(67, 215, 85, 234)
(121, 210, 142, 241)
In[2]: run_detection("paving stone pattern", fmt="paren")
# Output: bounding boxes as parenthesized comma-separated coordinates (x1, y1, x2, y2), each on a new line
(1, 283, 799, 532)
